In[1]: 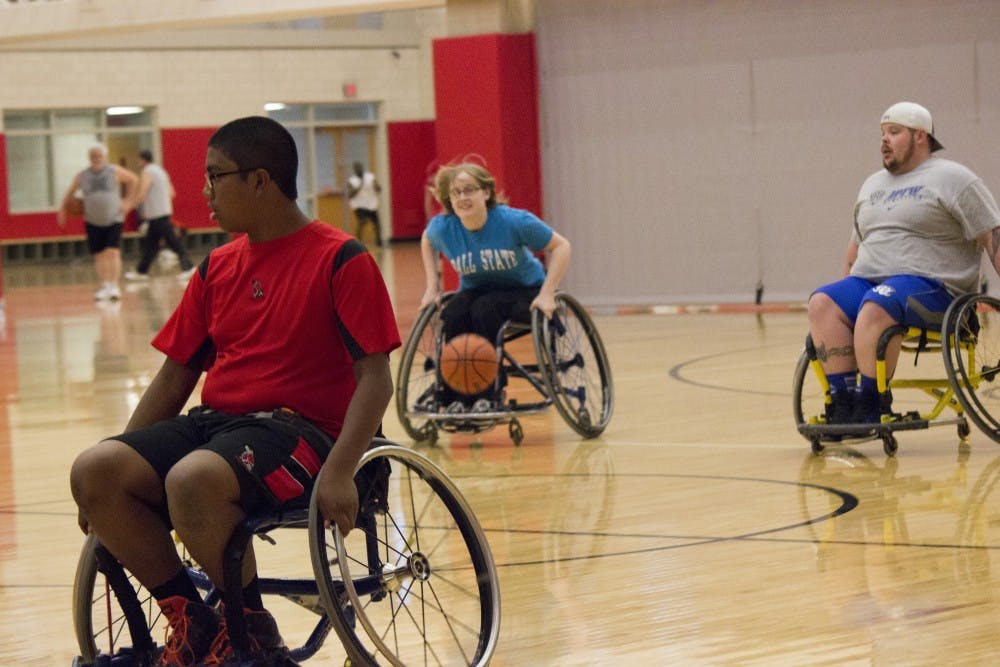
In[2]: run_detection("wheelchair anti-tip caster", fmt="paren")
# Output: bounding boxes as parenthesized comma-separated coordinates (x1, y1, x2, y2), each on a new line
(509, 418, 524, 445)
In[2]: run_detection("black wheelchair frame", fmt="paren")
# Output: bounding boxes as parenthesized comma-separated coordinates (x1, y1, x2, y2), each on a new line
(71, 440, 502, 667)
(395, 291, 614, 445)
(794, 292, 1000, 456)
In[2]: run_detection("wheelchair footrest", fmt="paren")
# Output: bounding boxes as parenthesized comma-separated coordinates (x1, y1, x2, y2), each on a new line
(799, 416, 930, 439)
(73, 647, 159, 667)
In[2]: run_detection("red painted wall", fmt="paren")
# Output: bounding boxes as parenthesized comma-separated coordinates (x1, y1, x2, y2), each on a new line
(0, 134, 7, 223)
(161, 127, 218, 230)
(432, 33, 541, 216)
(432, 32, 541, 289)
(387, 120, 437, 240)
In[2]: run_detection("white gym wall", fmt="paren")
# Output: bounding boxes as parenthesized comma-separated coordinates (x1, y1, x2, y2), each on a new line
(535, 0, 1000, 307)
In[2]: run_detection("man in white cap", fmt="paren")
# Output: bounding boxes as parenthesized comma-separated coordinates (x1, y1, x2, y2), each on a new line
(807, 101, 1000, 425)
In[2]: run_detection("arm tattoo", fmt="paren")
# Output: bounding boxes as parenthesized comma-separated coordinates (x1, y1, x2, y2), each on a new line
(815, 341, 854, 363)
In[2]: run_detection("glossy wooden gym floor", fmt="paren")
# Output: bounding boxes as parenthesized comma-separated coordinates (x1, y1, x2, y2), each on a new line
(1, 242, 999, 666)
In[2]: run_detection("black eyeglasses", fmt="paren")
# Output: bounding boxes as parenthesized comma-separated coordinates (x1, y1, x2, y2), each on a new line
(449, 184, 482, 199)
(205, 168, 262, 194)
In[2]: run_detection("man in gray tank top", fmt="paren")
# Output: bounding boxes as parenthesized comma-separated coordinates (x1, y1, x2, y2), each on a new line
(808, 102, 1000, 425)
(124, 150, 196, 282)
(57, 143, 138, 301)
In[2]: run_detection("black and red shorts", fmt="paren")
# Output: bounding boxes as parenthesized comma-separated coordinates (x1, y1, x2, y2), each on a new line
(114, 406, 333, 515)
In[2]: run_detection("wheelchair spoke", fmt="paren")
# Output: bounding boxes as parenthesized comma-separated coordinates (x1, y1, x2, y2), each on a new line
(944, 294, 1000, 441)
(372, 573, 482, 667)
(397, 303, 446, 442)
(534, 294, 614, 438)
(317, 444, 500, 667)
(392, 580, 478, 666)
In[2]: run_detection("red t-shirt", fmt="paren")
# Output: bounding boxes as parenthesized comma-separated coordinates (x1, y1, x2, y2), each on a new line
(153, 221, 401, 438)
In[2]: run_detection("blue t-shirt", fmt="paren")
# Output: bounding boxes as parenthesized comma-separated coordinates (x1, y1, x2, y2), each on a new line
(425, 205, 554, 290)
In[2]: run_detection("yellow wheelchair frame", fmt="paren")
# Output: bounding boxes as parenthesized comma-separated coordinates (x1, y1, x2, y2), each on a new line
(794, 292, 1000, 456)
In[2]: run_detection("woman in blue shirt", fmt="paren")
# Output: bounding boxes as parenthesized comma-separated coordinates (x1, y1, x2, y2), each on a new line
(420, 162, 572, 341)
(420, 162, 572, 410)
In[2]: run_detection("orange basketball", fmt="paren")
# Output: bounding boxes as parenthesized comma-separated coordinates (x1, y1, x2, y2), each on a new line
(440, 333, 498, 395)
(65, 196, 84, 217)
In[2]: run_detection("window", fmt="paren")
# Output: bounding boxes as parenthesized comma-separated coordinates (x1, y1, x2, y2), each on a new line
(3, 107, 156, 213)
(266, 102, 379, 221)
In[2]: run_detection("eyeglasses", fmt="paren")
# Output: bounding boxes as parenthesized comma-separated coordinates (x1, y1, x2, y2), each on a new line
(205, 168, 261, 194)
(449, 184, 482, 199)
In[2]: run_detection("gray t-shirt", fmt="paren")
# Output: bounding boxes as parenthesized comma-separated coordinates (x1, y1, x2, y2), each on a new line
(138, 162, 172, 220)
(851, 156, 1000, 294)
(80, 165, 122, 227)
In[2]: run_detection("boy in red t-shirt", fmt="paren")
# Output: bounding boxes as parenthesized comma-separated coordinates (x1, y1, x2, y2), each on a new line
(70, 116, 400, 667)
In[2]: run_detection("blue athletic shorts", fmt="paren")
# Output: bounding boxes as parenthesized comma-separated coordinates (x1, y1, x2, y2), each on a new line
(812, 275, 954, 329)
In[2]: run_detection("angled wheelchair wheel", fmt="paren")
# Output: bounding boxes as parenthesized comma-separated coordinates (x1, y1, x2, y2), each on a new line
(792, 348, 818, 429)
(395, 298, 448, 443)
(532, 293, 614, 438)
(941, 292, 979, 379)
(72, 533, 162, 666)
(792, 347, 829, 453)
(943, 293, 1000, 443)
(309, 440, 501, 667)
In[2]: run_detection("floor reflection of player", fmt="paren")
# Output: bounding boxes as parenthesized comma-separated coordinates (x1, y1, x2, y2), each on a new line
(798, 448, 999, 661)
(92, 302, 132, 425)
(533, 442, 619, 664)
(542, 441, 616, 576)
(413, 439, 619, 662)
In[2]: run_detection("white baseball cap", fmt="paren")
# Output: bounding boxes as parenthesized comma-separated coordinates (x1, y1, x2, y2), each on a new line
(881, 101, 944, 152)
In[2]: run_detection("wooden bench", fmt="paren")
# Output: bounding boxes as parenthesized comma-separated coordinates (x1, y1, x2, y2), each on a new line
(0, 227, 231, 265)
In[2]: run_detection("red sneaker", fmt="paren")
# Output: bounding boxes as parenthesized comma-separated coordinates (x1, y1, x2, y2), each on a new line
(155, 596, 223, 667)
(203, 608, 297, 666)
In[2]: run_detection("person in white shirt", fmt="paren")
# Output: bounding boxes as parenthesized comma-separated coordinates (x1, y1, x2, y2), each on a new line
(124, 150, 196, 282)
(347, 161, 383, 247)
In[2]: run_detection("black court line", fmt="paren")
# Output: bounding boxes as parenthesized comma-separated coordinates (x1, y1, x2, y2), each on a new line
(668, 345, 795, 397)
(456, 470, 1000, 569)
(11, 469, 998, 579)
(474, 473, 858, 568)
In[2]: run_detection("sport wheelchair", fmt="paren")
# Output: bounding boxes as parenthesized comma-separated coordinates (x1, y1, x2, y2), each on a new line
(395, 292, 613, 445)
(794, 292, 1000, 456)
(71, 439, 501, 667)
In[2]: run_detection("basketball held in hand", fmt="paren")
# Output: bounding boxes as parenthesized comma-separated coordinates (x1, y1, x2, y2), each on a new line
(65, 197, 84, 217)
(440, 333, 498, 395)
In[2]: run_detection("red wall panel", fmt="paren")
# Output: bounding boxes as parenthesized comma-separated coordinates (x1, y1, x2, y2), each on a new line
(432, 33, 540, 216)
(0, 134, 7, 222)
(161, 127, 218, 230)
(0, 134, 5, 296)
(431, 32, 541, 289)
(387, 120, 437, 240)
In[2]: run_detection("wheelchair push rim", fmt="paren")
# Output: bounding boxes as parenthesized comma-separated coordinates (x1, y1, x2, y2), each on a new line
(943, 293, 1000, 443)
(395, 299, 446, 443)
(532, 292, 614, 438)
(309, 441, 501, 667)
